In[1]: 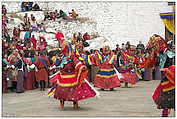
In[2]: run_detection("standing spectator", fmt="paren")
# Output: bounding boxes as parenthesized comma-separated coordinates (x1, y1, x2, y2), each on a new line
(35, 52, 50, 91)
(2, 5, 7, 15)
(137, 41, 145, 54)
(13, 53, 25, 93)
(125, 41, 131, 50)
(115, 44, 121, 54)
(77, 32, 84, 42)
(121, 43, 125, 51)
(2, 53, 10, 93)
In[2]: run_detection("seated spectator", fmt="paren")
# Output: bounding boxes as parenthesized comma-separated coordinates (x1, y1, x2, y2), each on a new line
(21, 2, 28, 12)
(30, 14, 36, 22)
(83, 32, 91, 41)
(44, 12, 50, 21)
(12, 27, 20, 41)
(21, 22, 31, 31)
(49, 12, 56, 21)
(29, 35, 37, 50)
(38, 23, 46, 32)
(23, 13, 30, 24)
(28, 2, 33, 11)
(69, 9, 78, 19)
(54, 10, 60, 19)
(32, 3, 41, 11)
(58, 10, 72, 21)
(30, 14, 38, 31)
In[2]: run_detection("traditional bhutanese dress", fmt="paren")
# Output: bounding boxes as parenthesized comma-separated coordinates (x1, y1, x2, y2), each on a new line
(143, 56, 154, 81)
(50, 55, 97, 101)
(118, 62, 137, 84)
(88, 53, 99, 83)
(152, 65, 175, 109)
(94, 52, 121, 89)
(118, 51, 137, 84)
(75, 50, 93, 82)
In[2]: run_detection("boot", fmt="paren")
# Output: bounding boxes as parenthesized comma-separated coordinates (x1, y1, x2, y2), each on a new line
(73, 101, 80, 109)
(59, 100, 64, 110)
(60, 104, 64, 110)
(124, 82, 128, 88)
(131, 84, 136, 88)
(42, 81, 45, 91)
(162, 108, 169, 117)
(110, 88, 114, 91)
(40, 81, 42, 91)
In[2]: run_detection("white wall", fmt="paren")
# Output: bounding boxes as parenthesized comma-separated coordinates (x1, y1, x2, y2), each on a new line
(2, 1, 171, 47)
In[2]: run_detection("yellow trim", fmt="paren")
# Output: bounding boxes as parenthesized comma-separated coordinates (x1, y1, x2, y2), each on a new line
(77, 65, 85, 81)
(108, 55, 115, 64)
(60, 74, 76, 78)
(96, 51, 102, 61)
(99, 68, 114, 71)
(57, 81, 78, 87)
(96, 74, 117, 78)
(163, 86, 175, 92)
(47, 89, 56, 97)
(79, 57, 84, 61)
(161, 81, 169, 86)
(88, 55, 92, 65)
(75, 62, 82, 68)
(124, 54, 133, 59)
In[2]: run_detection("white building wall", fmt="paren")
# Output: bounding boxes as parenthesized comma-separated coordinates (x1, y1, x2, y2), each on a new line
(2, 1, 171, 47)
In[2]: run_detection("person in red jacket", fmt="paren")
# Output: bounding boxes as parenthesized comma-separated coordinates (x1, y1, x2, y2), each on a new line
(83, 32, 91, 41)
(29, 35, 37, 50)
(35, 52, 50, 91)
(55, 31, 64, 47)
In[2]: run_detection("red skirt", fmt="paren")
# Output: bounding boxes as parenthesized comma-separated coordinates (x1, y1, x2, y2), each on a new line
(25, 70, 35, 90)
(35, 68, 48, 81)
(94, 76, 121, 89)
(119, 72, 137, 84)
(94, 64, 121, 89)
(54, 82, 96, 101)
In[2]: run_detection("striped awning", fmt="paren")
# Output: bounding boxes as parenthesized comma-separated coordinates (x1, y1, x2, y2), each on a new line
(160, 12, 175, 19)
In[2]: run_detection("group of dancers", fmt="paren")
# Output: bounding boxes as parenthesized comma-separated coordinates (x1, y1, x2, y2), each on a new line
(47, 34, 175, 117)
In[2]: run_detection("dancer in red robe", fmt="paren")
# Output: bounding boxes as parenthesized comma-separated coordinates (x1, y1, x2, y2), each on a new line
(49, 41, 97, 110)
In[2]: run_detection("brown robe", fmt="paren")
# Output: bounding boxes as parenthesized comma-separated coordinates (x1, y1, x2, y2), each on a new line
(35, 56, 50, 81)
